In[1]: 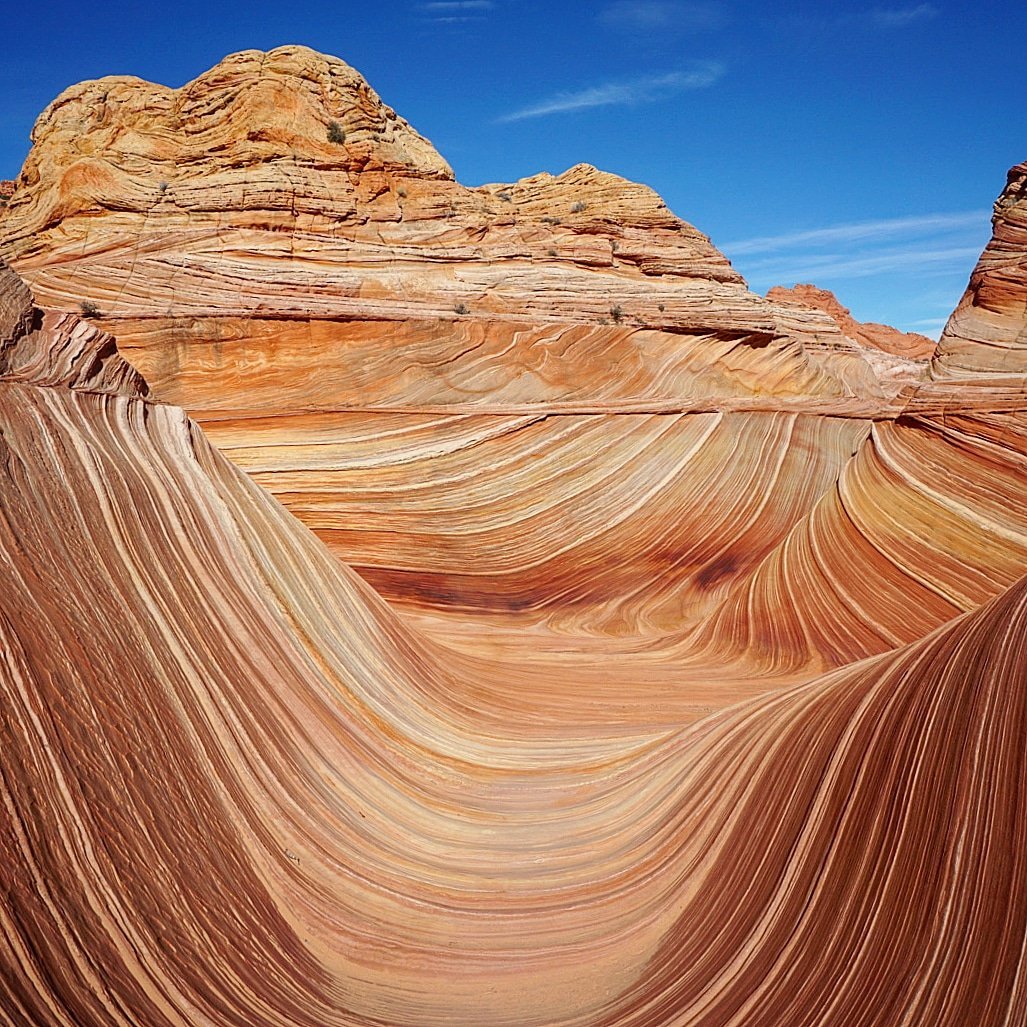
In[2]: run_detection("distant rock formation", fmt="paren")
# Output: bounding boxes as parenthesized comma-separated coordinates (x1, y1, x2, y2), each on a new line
(767, 283, 936, 360)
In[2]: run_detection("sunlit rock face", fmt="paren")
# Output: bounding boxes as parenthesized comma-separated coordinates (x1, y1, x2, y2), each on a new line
(2, 47, 1027, 1027)
(933, 160, 1027, 376)
(0, 44, 927, 418)
(767, 282, 937, 360)
(0, 45, 941, 638)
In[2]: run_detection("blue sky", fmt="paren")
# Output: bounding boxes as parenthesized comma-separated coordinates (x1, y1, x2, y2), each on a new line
(3, 1, 1025, 335)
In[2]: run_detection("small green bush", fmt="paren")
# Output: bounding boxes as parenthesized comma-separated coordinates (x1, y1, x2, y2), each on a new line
(454, 302, 470, 316)
(80, 300, 101, 319)
(570, 201, 588, 213)
(327, 120, 346, 144)
(610, 304, 624, 324)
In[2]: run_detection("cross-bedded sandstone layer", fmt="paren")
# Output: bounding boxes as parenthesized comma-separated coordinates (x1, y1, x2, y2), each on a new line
(933, 160, 1027, 377)
(2, 45, 1027, 1027)
(2, 257, 1027, 1026)
(0, 46, 966, 647)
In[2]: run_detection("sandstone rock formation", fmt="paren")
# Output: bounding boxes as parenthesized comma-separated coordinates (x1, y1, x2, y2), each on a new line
(0, 45, 929, 418)
(933, 160, 1027, 377)
(767, 282, 936, 359)
(2, 257, 1027, 1025)
(2, 45, 1027, 1027)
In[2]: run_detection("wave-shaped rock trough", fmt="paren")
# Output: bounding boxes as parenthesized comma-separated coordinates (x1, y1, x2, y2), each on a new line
(2, 46, 1027, 1026)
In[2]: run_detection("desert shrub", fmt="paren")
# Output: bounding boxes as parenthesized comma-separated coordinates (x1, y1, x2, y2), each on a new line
(497, 191, 512, 202)
(610, 304, 624, 323)
(79, 300, 100, 319)
(454, 302, 470, 315)
(327, 120, 346, 144)
(571, 201, 587, 213)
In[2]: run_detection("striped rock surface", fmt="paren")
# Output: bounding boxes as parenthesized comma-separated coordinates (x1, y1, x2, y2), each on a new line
(0, 46, 961, 647)
(0, 45, 929, 414)
(2, 44, 1027, 1027)
(2, 259, 1027, 1026)
(933, 160, 1027, 376)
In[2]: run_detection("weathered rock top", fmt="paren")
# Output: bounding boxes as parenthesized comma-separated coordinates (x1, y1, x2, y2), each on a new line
(767, 283, 936, 360)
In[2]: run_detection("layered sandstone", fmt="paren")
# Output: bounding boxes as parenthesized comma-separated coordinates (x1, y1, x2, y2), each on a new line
(0, 45, 955, 645)
(767, 282, 936, 359)
(3, 47, 1027, 1027)
(0, 45, 929, 419)
(2, 260, 1027, 1026)
(933, 161, 1027, 377)
(0, 46, 1020, 659)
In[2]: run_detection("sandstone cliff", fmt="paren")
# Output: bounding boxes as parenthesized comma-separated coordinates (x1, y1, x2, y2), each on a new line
(0, 45, 928, 419)
(933, 160, 1027, 377)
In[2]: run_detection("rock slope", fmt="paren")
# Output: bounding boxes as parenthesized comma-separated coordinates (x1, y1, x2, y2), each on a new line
(0, 45, 968, 650)
(3, 260, 1027, 1026)
(767, 282, 936, 359)
(1, 45, 926, 416)
(933, 160, 1027, 376)
(2, 46, 1027, 1027)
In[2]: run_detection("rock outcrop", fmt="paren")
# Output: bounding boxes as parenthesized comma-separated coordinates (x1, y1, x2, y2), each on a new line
(2, 47, 1027, 1027)
(0, 45, 928, 419)
(0, 45, 955, 640)
(933, 161, 1027, 377)
(767, 282, 936, 359)
(3, 259, 1027, 1026)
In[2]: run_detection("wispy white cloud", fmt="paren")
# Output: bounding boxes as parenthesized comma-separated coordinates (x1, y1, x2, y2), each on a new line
(898, 315, 951, 340)
(497, 64, 725, 122)
(725, 209, 988, 293)
(421, 0, 494, 9)
(744, 245, 982, 284)
(724, 212, 988, 256)
(870, 3, 938, 27)
(598, 1, 725, 32)
(418, 0, 495, 24)
(906, 316, 950, 329)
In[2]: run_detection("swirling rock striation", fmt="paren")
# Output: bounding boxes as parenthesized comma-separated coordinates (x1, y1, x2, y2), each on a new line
(2, 47, 1027, 1027)
(2, 260, 1027, 1025)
